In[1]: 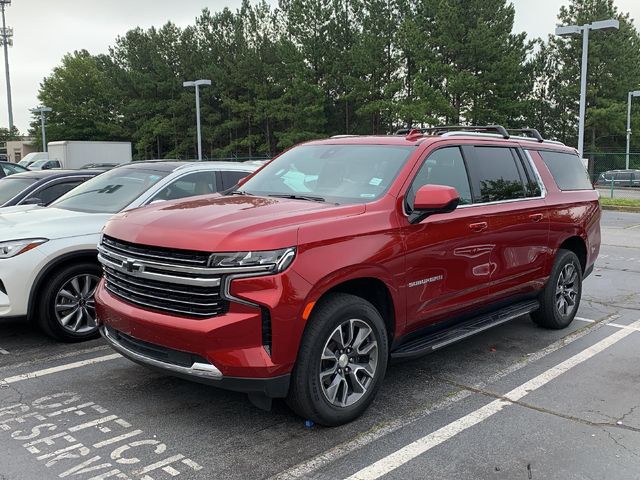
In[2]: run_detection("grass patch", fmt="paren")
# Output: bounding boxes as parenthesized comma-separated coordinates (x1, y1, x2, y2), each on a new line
(599, 197, 640, 207)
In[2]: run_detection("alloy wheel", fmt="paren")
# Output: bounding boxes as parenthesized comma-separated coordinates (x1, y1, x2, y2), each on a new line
(555, 263, 578, 317)
(319, 318, 379, 408)
(54, 274, 100, 334)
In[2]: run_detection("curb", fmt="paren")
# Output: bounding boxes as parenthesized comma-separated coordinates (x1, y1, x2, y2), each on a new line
(600, 205, 640, 213)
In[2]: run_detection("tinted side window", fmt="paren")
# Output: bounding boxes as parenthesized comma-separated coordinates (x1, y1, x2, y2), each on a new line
(32, 180, 84, 205)
(407, 147, 472, 207)
(466, 147, 526, 202)
(151, 171, 217, 202)
(220, 170, 250, 191)
(616, 172, 632, 181)
(537, 151, 592, 191)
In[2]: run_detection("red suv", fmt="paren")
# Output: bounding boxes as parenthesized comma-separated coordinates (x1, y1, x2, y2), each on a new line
(95, 126, 600, 426)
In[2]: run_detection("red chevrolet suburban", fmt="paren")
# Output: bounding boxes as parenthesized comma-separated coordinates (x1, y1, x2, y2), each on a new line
(95, 126, 601, 426)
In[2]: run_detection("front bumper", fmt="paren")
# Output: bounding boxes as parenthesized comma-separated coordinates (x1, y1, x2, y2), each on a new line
(100, 324, 290, 397)
(0, 248, 46, 318)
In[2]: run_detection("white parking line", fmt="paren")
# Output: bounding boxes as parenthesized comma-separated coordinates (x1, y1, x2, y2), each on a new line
(273, 315, 621, 480)
(1, 354, 121, 385)
(576, 317, 640, 332)
(0, 347, 9, 355)
(345, 319, 640, 480)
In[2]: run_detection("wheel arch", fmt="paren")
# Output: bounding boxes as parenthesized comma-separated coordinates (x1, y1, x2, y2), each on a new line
(27, 250, 99, 322)
(311, 276, 397, 343)
(558, 236, 587, 274)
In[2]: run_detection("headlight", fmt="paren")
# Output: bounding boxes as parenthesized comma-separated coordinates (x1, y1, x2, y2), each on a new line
(208, 247, 296, 273)
(0, 238, 49, 259)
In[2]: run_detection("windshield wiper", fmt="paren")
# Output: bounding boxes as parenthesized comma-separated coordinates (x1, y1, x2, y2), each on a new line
(227, 190, 254, 196)
(267, 194, 327, 203)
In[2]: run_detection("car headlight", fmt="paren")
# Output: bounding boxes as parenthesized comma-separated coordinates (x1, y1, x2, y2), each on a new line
(207, 247, 296, 272)
(0, 238, 49, 259)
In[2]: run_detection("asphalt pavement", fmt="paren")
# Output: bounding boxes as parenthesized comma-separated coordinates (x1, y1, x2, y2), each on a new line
(1, 210, 639, 480)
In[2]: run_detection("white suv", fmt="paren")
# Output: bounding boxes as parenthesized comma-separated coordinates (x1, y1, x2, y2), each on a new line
(0, 161, 257, 341)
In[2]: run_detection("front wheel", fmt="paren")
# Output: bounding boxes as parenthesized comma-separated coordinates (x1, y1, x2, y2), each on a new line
(531, 249, 582, 329)
(38, 262, 102, 342)
(287, 293, 389, 426)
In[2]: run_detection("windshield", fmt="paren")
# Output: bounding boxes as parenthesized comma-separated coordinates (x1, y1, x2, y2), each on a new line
(0, 177, 38, 205)
(50, 166, 169, 213)
(238, 145, 415, 204)
(30, 159, 49, 168)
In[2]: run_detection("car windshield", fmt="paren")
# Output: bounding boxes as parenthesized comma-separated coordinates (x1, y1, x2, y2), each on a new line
(50, 166, 169, 213)
(238, 144, 415, 204)
(29, 159, 49, 168)
(0, 177, 38, 205)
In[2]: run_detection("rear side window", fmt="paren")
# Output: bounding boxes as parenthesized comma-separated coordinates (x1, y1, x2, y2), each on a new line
(33, 180, 84, 205)
(220, 170, 250, 191)
(536, 151, 592, 191)
(465, 147, 526, 203)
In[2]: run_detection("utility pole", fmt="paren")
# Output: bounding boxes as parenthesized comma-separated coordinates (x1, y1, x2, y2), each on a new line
(0, 0, 13, 131)
(555, 19, 619, 159)
(183, 79, 211, 161)
(30, 106, 52, 151)
(626, 91, 640, 170)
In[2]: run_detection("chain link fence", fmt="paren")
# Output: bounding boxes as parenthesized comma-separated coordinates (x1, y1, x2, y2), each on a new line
(586, 152, 640, 201)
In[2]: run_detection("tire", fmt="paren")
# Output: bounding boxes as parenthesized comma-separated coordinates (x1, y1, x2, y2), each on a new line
(38, 262, 102, 342)
(531, 249, 582, 329)
(286, 293, 389, 427)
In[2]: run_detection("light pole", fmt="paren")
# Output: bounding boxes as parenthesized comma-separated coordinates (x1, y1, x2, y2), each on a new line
(626, 90, 640, 170)
(183, 79, 211, 161)
(0, 0, 14, 131)
(30, 106, 52, 152)
(555, 19, 620, 159)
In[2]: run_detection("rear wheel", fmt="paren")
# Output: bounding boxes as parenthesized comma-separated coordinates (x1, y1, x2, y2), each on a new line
(532, 249, 582, 329)
(287, 293, 389, 426)
(38, 262, 102, 342)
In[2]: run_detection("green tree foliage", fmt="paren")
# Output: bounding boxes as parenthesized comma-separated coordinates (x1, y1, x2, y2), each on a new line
(542, 0, 640, 150)
(30, 0, 640, 159)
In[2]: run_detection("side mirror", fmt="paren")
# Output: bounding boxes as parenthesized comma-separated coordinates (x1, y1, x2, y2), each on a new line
(21, 197, 44, 206)
(408, 184, 460, 224)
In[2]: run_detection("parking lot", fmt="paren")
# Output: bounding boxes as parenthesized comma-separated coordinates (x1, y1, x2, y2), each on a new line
(1, 209, 639, 480)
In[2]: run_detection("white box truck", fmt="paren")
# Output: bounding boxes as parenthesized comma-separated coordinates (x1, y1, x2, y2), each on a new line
(40, 141, 133, 170)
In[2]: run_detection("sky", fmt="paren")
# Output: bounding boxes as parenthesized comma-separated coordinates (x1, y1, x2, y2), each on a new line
(1, 0, 639, 134)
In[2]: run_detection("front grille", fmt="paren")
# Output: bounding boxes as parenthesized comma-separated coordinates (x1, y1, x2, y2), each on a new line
(100, 236, 228, 318)
(103, 266, 228, 318)
(105, 326, 210, 368)
(102, 235, 212, 267)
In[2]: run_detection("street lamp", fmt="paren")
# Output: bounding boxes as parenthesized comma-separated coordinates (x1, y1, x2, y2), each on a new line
(626, 90, 640, 169)
(0, 0, 14, 130)
(555, 19, 620, 159)
(183, 79, 211, 161)
(30, 106, 52, 152)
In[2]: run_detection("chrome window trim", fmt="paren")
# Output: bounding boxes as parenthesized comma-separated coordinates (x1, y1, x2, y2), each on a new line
(402, 146, 548, 217)
(100, 325, 223, 380)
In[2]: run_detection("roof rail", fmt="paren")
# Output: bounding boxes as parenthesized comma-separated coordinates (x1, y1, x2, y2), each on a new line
(508, 128, 543, 142)
(395, 125, 510, 139)
(394, 124, 566, 146)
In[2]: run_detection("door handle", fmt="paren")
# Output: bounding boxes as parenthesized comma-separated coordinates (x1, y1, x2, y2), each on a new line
(469, 222, 488, 232)
(529, 213, 544, 223)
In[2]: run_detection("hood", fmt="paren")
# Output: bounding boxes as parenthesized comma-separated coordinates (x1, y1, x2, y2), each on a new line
(0, 205, 42, 214)
(0, 207, 112, 241)
(104, 194, 365, 252)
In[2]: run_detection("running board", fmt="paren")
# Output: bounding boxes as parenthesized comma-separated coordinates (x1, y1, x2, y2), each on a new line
(391, 300, 540, 359)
